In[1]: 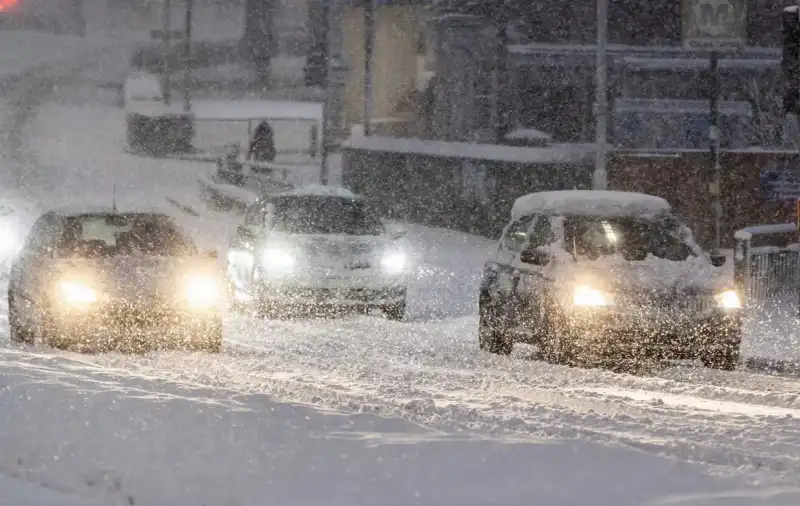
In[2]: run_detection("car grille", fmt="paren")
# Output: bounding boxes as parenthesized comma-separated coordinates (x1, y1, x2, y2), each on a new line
(104, 299, 180, 327)
(290, 288, 391, 302)
(619, 291, 715, 314)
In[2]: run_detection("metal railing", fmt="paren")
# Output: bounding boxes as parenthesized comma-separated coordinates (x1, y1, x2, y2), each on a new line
(733, 223, 800, 305)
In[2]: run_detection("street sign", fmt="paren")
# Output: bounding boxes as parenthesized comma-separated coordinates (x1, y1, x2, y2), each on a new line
(682, 0, 746, 50)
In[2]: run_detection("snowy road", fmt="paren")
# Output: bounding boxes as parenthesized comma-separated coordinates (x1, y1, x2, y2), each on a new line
(2, 40, 800, 505)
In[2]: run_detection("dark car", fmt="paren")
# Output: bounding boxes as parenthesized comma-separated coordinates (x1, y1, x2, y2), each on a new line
(7, 208, 223, 352)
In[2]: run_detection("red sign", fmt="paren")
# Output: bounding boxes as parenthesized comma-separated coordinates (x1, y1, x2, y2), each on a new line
(0, 0, 19, 12)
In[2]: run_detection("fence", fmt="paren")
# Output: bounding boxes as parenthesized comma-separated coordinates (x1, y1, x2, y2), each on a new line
(733, 223, 800, 307)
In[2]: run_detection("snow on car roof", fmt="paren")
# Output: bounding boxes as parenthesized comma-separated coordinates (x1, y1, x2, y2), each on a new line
(268, 185, 361, 200)
(511, 190, 671, 219)
(49, 204, 173, 218)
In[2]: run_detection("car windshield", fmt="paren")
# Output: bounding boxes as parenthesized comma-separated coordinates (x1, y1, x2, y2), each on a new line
(55, 213, 197, 257)
(270, 196, 384, 235)
(563, 216, 696, 262)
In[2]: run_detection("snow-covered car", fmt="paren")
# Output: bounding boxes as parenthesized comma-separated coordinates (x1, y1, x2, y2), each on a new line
(479, 190, 742, 370)
(7, 208, 224, 352)
(226, 186, 409, 319)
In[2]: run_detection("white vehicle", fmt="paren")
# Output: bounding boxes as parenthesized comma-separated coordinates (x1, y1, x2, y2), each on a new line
(479, 190, 742, 370)
(226, 186, 409, 319)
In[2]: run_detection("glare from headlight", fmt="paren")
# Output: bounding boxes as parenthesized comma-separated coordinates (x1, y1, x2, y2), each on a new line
(573, 285, 613, 307)
(715, 290, 741, 309)
(59, 281, 99, 305)
(380, 252, 406, 274)
(261, 248, 295, 271)
(185, 276, 220, 308)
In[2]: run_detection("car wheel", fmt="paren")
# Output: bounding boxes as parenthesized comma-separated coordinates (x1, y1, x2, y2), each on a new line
(8, 293, 34, 345)
(383, 300, 406, 321)
(539, 305, 577, 366)
(699, 325, 741, 371)
(478, 295, 512, 355)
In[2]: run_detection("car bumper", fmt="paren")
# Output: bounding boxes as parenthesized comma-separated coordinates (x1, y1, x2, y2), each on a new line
(251, 269, 408, 306)
(564, 307, 742, 358)
(48, 300, 222, 337)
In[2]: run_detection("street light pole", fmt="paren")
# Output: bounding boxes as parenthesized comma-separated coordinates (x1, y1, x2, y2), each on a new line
(593, 0, 609, 190)
(162, 0, 172, 106)
(709, 50, 721, 253)
(182, 0, 194, 113)
(363, 0, 375, 136)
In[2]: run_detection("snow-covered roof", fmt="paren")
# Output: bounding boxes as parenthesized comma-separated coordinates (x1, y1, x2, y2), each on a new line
(734, 223, 797, 241)
(512, 190, 671, 220)
(268, 185, 361, 200)
(342, 136, 594, 165)
(49, 204, 173, 217)
(504, 128, 553, 142)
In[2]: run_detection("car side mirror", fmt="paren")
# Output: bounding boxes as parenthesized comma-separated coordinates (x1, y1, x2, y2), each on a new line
(710, 253, 726, 267)
(520, 247, 551, 266)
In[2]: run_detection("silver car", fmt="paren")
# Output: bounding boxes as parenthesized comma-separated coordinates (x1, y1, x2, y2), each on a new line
(8, 208, 224, 353)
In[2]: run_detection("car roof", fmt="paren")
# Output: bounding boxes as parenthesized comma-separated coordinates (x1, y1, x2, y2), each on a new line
(47, 206, 174, 219)
(511, 190, 671, 220)
(264, 185, 363, 201)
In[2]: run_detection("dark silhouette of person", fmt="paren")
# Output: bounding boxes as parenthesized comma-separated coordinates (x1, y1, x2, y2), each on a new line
(248, 120, 276, 162)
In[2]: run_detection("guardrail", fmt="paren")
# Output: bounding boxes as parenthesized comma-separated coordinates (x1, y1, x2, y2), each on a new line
(733, 223, 799, 305)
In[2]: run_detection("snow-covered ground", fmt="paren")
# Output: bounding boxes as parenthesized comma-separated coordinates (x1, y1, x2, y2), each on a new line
(4, 41, 800, 504)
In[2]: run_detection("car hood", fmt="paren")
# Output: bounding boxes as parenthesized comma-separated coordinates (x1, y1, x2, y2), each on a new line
(554, 253, 729, 297)
(50, 255, 219, 301)
(267, 233, 398, 268)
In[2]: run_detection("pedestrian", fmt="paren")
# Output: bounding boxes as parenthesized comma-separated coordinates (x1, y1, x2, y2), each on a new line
(248, 120, 276, 162)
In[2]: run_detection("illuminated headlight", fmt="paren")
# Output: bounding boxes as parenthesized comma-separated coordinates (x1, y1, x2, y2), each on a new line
(714, 290, 741, 309)
(185, 275, 220, 308)
(380, 252, 406, 274)
(573, 285, 613, 307)
(58, 281, 99, 305)
(261, 248, 295, 271)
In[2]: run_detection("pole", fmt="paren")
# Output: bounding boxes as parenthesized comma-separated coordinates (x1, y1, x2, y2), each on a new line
(182, 0, 194, 113)
(593, 0, 608, 190)
(162, 0, 172, 106)
(363, 0, 375, 136)
(709, 50, 722, 253)
(320, 0, 331, 184)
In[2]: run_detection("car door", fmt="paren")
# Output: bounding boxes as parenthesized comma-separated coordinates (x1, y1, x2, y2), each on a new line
(228, 202, 267, 294)
(509, 214, 555, 340)
(13, 213, 59, 327)
(484, 214, 535, 323)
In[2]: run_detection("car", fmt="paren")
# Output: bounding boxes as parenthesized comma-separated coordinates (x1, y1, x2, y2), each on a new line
(7, 208, 224, 353)
(226, 186, 409, 319)
(479, 190, 742, 371)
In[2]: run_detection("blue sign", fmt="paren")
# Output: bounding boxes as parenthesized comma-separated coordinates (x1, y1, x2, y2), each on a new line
(760, 168, 800, 202)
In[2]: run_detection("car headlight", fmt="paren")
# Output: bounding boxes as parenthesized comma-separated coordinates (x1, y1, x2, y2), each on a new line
(380, 252, 406, 274)
(58, 280, 99, 305)
(185, 275, 220, 308)
(261, 248, 295, 271)
(715, 290, 741, 309)
(573, 285, 613, 307)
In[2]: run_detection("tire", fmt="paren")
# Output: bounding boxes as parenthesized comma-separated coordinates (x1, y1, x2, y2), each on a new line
(190, 320, 223, 353)
(538, 304, 577, 366)
(478, 295, 512, 355)
(700, 324, 741, 371)
(383, 300, 406, 321)
(8, 293, 34, 345)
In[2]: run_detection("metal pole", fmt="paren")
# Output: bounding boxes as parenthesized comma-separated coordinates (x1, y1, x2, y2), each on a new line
(162, 0, 172, 106)
(710, 50, 722, 253)
(182, 0, 194, 113)
(320, 0, 331, 184)
(593, 0, 608, 190)
(363, 0, 375, 136)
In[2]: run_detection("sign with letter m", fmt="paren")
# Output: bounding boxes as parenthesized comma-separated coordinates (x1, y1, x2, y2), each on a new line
(682, 0, 746, 50)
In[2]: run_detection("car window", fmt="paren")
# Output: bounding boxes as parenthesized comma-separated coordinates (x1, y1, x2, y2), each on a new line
(500, 215, 535, 252)
(528, 215, 554, 248)
(24, 214, 58, 255)
(269, 197, 384, 235)
(55, 214, 197, 258)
